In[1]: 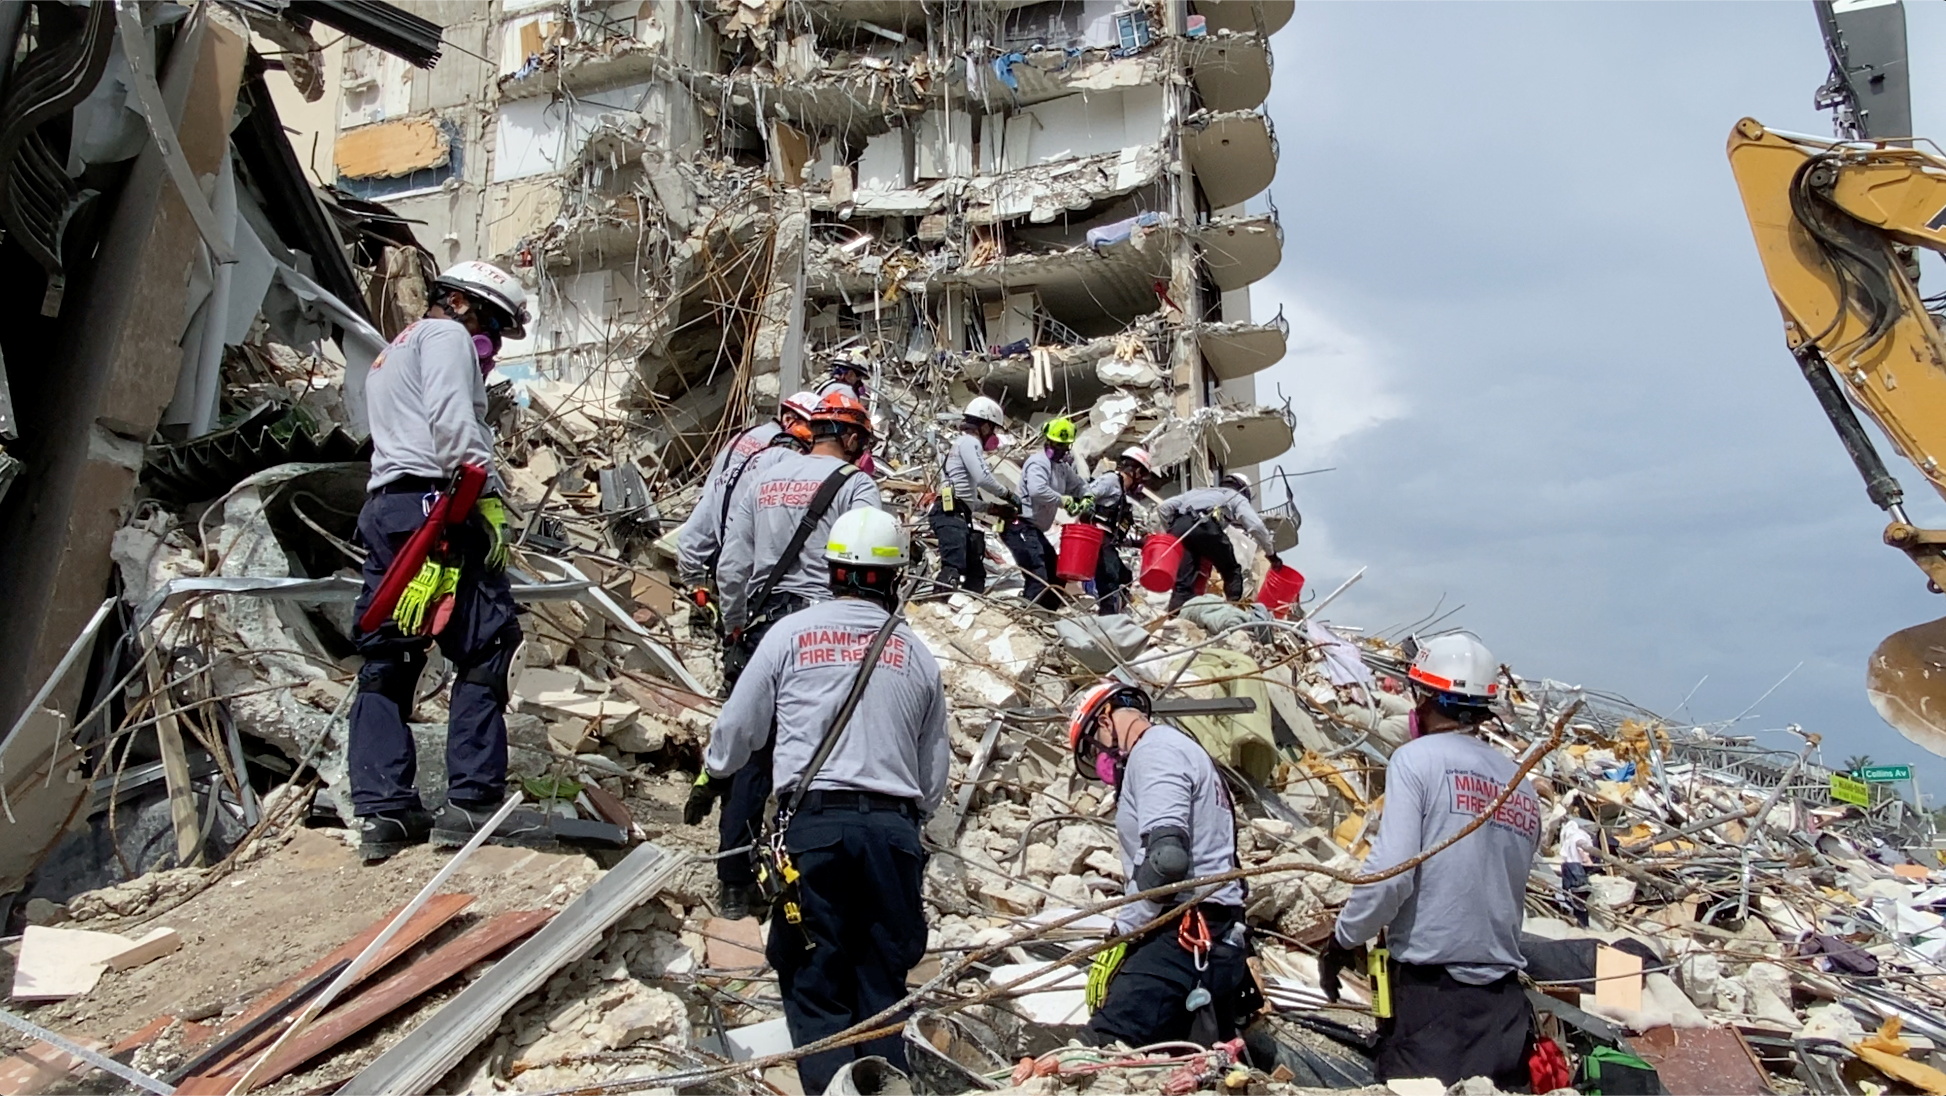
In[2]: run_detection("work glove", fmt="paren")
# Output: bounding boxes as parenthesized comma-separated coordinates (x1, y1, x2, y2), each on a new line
(1316, 935, 1366, 1004)
(690, 587, 720, 638)
(476, 497, 512, 571)
(1061, 495, 1093, 517)
(1085, 941, 1128, 1011)
(684, 772, 724, 826)
(392, 559, 453, 636)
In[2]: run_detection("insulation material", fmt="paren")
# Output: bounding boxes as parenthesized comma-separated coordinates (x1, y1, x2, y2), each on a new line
(332, 117, 450, 180)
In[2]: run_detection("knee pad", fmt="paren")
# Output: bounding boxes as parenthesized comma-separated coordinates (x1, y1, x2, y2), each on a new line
(455, 640, 516, 708)
(357, 652, 426, 705)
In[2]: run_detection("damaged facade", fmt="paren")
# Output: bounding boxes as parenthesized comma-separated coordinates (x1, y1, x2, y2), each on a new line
(11, 3, 1946, 1096)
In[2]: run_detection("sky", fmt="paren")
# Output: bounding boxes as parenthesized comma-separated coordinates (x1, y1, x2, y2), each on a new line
(1253, 2, 1946, 792)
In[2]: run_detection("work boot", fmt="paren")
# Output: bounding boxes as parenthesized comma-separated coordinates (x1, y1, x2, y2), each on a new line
(359, 809, 434, 863)
(718, 881, 760, 921)
(431, 799, 548, 848)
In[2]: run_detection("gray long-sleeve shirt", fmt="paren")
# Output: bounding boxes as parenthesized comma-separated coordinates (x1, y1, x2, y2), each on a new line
(705, 597, 950, 815)
(1114, 723, 1246, 931)
(941, 433, 1012, 513)
(365, 318, 496, 491)
(676, 422, 783, 584)
(1020, 449, 1084, 532)
(1157, 487, 1275, 554)
(1333, 731, 1541, 983)
(719, 450, 882, 629)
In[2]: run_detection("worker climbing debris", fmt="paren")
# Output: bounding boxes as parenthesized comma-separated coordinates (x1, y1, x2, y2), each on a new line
(1075, 447, 1155, 615)
(696, 508, 947, 1093)
(1008, 417, 1087, 610)
(930, 396, 1017, 595)
(1156, 472, 1279, 612)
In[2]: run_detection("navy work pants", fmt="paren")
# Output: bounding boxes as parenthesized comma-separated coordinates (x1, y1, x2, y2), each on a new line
(927, 504, 986, 593)
(1169, 513, 1243, 612)
(1095, 533, 1132, 616)
(767, 798, 928, 1093)
(348, 488, 521, 816)
(1001, 520, 1062, 609)
(717, 594, 806, 879)
(1082, 904, 1258, 1048)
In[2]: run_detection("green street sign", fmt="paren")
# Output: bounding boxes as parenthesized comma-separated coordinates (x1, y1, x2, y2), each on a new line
(1859, 765, 1912, 782)
(1830, 774, 1871, 806)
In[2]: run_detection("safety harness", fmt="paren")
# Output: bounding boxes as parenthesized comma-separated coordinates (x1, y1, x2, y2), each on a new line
(757, 580, 911, 932)
(735, 463, 859, 637)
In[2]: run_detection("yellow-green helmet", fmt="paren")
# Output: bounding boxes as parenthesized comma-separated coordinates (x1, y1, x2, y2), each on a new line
(1043, 417, 1077, 445)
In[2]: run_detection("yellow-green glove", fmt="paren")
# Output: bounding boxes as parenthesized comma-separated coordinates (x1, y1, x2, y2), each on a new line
(477, 497, 512, 571)
(392, 559, 448, 635)
(1085, 941, 1127, 1010)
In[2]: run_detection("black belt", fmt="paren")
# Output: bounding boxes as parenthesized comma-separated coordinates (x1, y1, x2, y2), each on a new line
(371, 475, 445, 496)
(792, 790, 918, 816)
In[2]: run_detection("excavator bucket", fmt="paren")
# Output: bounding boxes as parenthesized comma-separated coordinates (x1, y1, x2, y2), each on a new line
(1867, 617, 1946, 758)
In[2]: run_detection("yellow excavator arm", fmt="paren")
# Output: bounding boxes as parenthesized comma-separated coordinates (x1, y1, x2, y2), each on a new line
(1728, 117, 1946, 753)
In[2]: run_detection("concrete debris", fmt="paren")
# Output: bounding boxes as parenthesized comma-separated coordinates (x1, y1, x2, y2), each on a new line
(2, 4, 1943, 1096)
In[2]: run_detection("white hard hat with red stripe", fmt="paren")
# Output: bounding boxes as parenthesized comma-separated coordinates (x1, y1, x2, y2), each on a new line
(1119, 447, 1154, 473)
(1407, 632, 1499, 702)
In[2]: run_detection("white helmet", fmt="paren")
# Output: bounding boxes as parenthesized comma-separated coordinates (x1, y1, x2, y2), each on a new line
(964, 395, 1006, 427)
(782, 391, 821, 421)
(825, 506, 910, 567)
(1219, 471, 1251, 496)
(1407, 632, 1499, 702)
(1119, 447, 1154, 473)
(435, 261, 530, 338)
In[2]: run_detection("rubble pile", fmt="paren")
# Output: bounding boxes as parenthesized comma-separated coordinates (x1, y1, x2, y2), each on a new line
(7, 3, 1946, 1096)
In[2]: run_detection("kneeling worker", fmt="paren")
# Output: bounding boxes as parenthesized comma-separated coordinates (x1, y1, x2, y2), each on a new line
(694, 508, 949, 1093)
(1318, 633, 1540, 1088)
(1154, 472, 1275, 612)
(1007, 417, 1084, 608)
(1071, 682, 1261, 1047)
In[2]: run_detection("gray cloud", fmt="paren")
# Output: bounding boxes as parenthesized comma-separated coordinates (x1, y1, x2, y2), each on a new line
(1256, 2, 1946, 787)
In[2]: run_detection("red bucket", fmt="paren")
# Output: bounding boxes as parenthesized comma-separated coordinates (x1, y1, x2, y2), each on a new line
(1256, 562, 1306, 616)
(1055, 522, 1104, 583)
(1140, 533, 1183, 592)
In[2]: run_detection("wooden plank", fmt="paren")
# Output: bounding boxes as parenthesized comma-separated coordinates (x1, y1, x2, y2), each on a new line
(234, 910, 553, 1090)
(148, 655, 203, 868)
(107, 1016, 177, 1057)
(347, 844, 684, 1096)
(192, 895, 473, 1077)
(0, 1036, 105, 1095)
(580, 784, 634, 833)
(331, 118, 449, 180)
(1593, 945, 1643, 1013)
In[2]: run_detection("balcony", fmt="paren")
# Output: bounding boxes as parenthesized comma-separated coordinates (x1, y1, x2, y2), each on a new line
(1184, 110, 1277, 209)
(1203, 405, 1295, 467)
(1195, 210, 1282, 292)
(1200, 311, 1289, 382)
(1194, 0, 1295, 37)
(1189, 32, 1272, 113)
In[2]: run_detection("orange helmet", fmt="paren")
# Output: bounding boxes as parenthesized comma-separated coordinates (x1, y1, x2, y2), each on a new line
(811, 392, 874, 437)
(1069, 680, 1152, 781)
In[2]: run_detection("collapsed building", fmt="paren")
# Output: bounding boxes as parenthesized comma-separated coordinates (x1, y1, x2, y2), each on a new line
(6, 2, 1946, 1095)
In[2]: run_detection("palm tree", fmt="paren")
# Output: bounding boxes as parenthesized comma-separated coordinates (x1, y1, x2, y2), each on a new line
(1843, 754, 1874, 775)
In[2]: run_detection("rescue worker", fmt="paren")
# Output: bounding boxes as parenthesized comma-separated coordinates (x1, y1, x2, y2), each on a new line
(931, 395, 1018, 593)
(1318, 633, 1540, 1088)
(1070, 682, 1260, 1047)
(1006, 417, 1084, 609)
(818, 350, 870, 402)
(349, 260, 532, 862)
(677, 392, 821, 634)
(1071, 447, 1154, 615)
(1154, 471, 1275, 612)
(693, 392, 882, 919)
(692, 507, 949, 1093)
